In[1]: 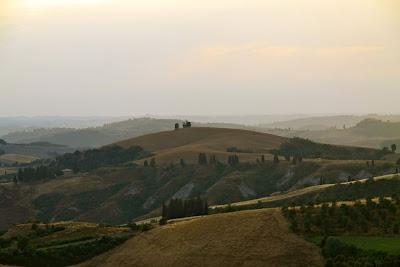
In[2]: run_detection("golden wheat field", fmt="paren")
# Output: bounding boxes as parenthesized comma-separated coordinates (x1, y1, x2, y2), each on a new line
(78, 208, 323, 267)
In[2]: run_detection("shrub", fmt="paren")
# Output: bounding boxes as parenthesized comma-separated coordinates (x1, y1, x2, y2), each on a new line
(138, 223, 153, 232)
(127, 222, 138, 231)
(159, 217, 168, 226)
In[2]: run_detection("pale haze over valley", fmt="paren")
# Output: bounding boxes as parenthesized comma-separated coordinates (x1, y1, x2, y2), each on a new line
(0, 0, 399, 116)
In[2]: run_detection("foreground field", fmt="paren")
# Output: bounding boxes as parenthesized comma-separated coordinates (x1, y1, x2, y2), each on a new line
(79, 209, 323, 267)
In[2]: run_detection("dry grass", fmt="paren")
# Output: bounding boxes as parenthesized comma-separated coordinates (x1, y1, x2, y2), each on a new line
(0, 154, 38, 164)
(114, 127, 286, 164)
(0, 167, 17, 176)
(78, 208, 323, 267)
(33, 175, 107, 197)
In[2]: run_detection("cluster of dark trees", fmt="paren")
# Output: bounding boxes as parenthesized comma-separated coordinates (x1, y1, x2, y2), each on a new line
(291, 155, 303, 165)
(227, 155, 240, 166)
(391, 143, 397, 153)
(174, 121, 192, 130)
(209, 155, 218, 164)
(256, 155, 267, 164)
(179, 158, 186, 167)
(143, 158, 156, 168)
(198, 153, 219, 165)
(0, 233, 128, 267)
(272, 137, 392, 160)
(282, 195, 400, 235)
(17, 166, 62, 183)
(365, 160, 376, 168)
(12, 146, 148, 183)
(161, 197, 209, 220)
(255, 154, 279, 164)
(54, 145, 149, 172)
(182, 121, 192, 128)
(198, 153, 208, 165)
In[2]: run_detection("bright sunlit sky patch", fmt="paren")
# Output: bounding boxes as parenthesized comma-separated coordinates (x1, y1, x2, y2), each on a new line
(18, 0, 109, 6)
(0, 0, 399, 116)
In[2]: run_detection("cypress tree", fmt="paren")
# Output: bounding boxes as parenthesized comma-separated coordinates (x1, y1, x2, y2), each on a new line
(273, 154, 279, 164)
(150, 158, 156, 168)
(162, 202, 167, 218)
(198, 153, 208, 165)
(180, 158, 186, 167)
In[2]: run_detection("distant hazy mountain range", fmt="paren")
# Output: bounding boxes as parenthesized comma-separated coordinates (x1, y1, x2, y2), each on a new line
(1, 118, 256, 148)
(260, 114, 400, 131)
(268, 118, 400, 149)
(0, 116, 131, 137)
(2, 115, 400, 150)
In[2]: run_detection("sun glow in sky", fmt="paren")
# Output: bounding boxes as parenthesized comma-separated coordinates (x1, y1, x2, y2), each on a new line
(0, 0, 399, 116)
(17, 0, 109, 7)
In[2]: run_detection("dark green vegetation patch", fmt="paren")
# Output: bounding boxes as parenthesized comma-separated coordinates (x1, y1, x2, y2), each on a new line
(54, 145, 150, 172)
(0, 223, 133, 267)
(283, 196, 400, 266)
(272, 137, 392, 160)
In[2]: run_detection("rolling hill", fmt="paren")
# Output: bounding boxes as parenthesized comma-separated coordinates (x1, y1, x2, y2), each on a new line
(115, 127, 287, 164)
(0, 126, 396, 230)
(78, 208, 323, 267)
(261, 114, 400, 131)
(2, 118, 255, 149)
(267, 118, 400, 150)
(4, 116, 400, 152)
(0, 142, 74, 163)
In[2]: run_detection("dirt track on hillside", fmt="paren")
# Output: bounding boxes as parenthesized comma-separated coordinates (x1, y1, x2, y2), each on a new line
(78, 209, 323, 267)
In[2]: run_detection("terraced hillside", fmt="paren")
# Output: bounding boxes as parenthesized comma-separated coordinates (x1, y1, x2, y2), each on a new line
(78, 209, 323, 267)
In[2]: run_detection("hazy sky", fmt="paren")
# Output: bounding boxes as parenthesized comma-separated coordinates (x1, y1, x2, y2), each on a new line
(0, 0, 399, 116)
